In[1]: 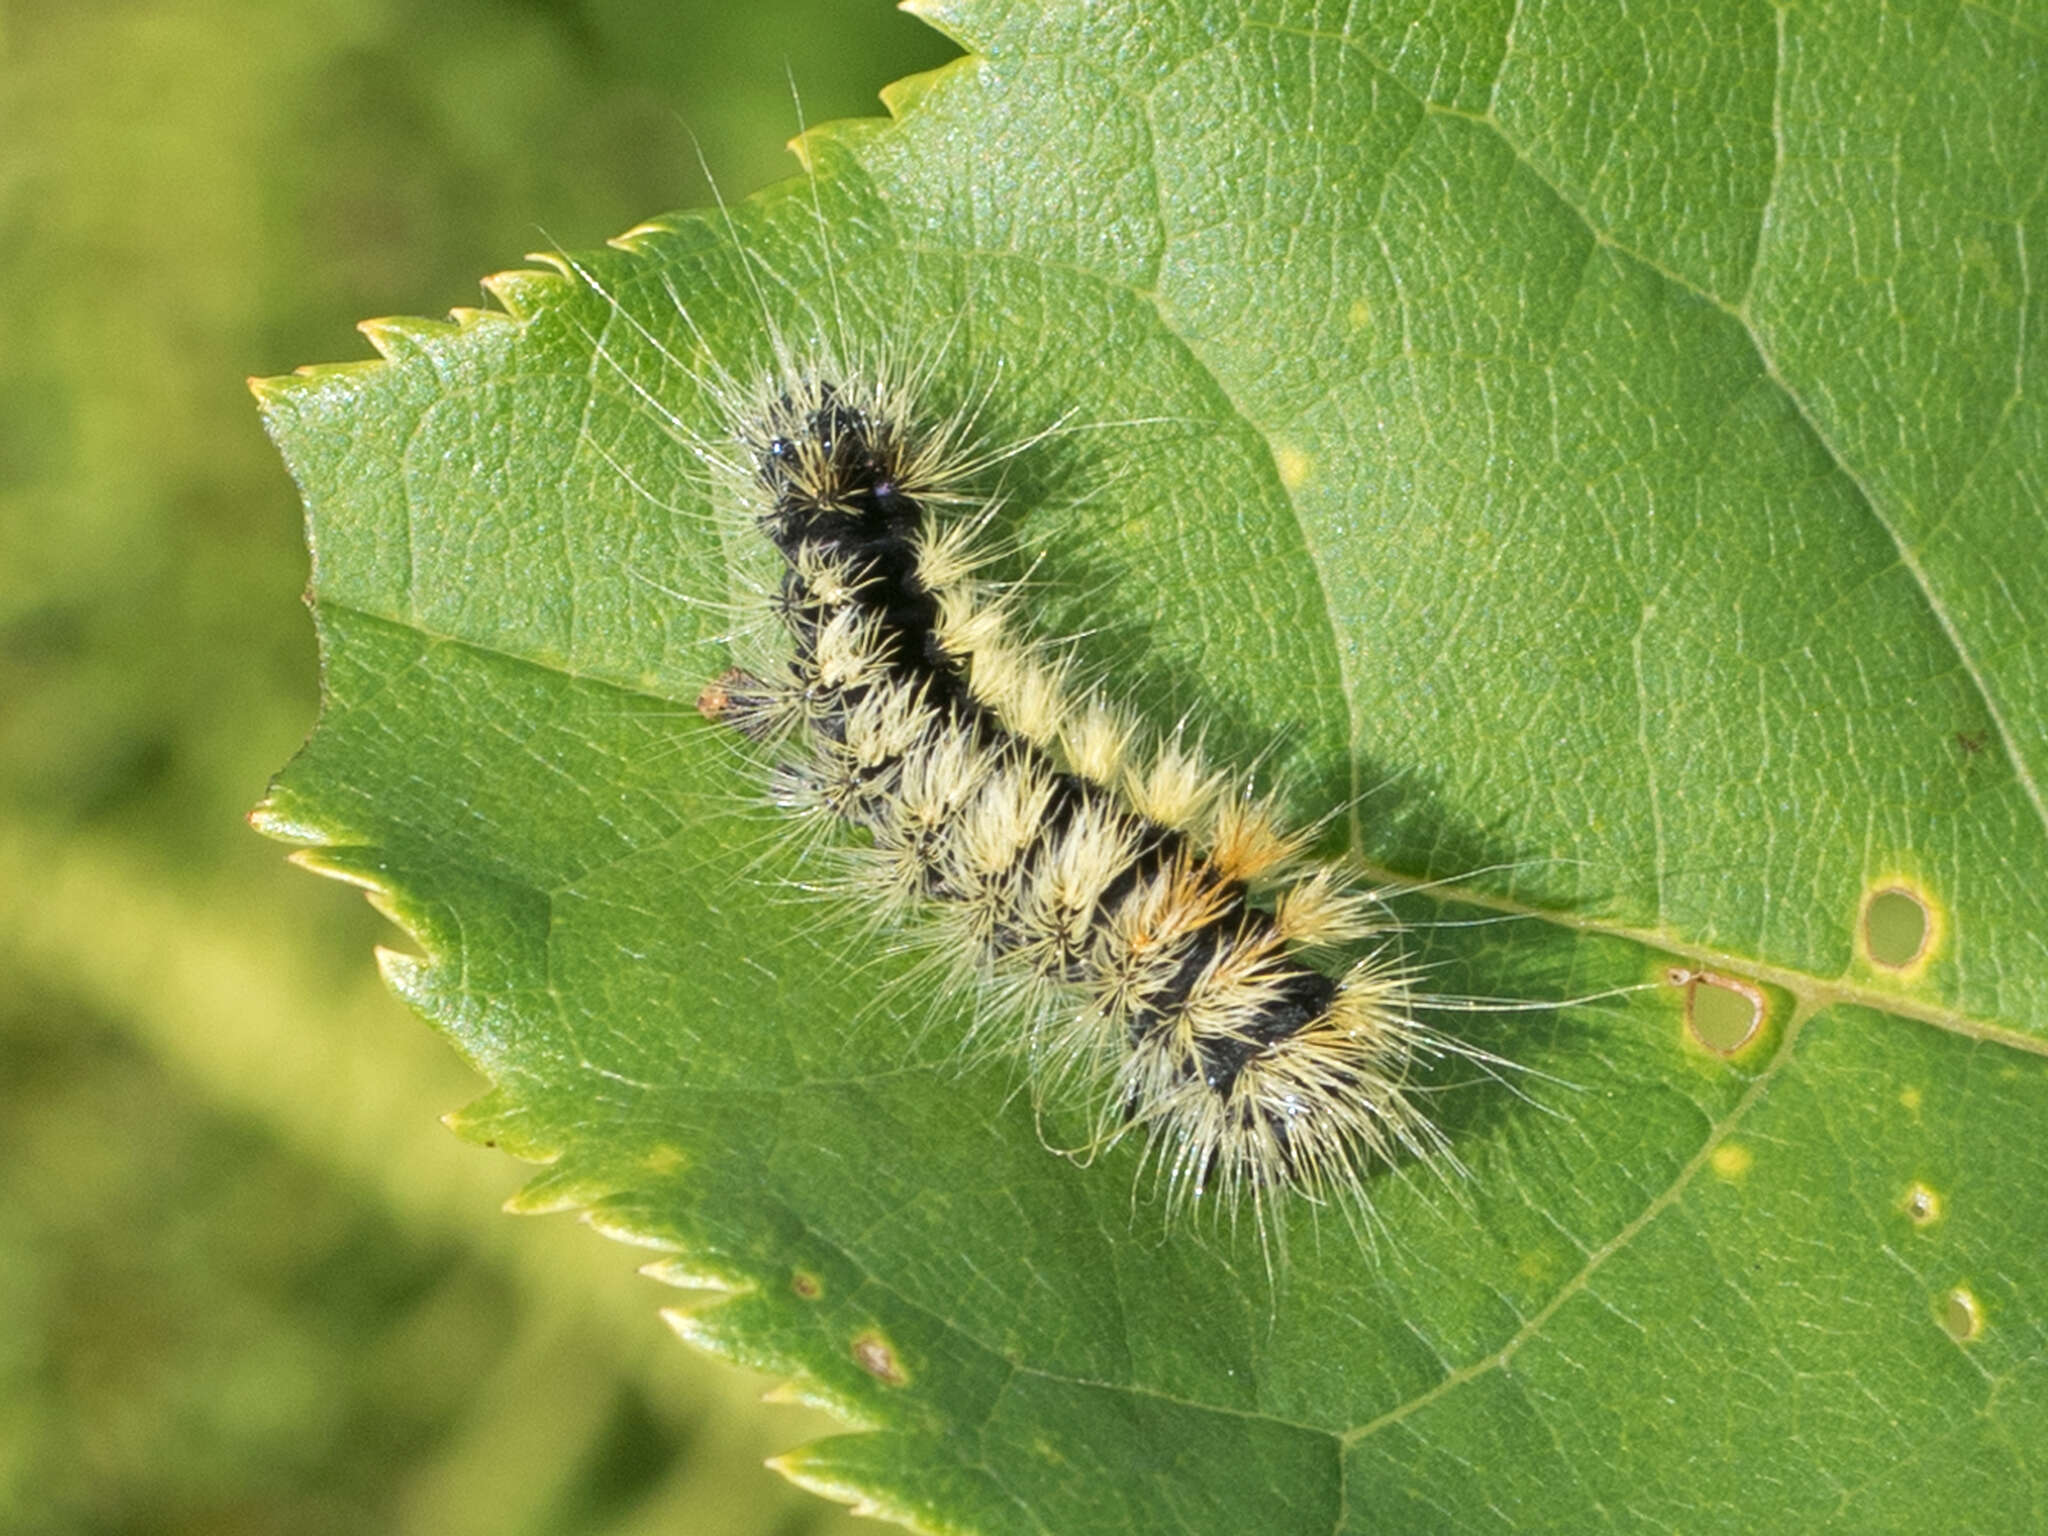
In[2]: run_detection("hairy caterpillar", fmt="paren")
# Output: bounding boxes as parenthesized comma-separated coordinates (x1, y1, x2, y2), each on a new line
(687, 355, 1464, 1223)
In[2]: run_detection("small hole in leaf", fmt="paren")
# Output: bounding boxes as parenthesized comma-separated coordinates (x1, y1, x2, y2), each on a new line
(1865, 887, 1931, 970)
(1939, 1287, 1983, 1343)
(1902, 1183, 1942, 1227)
(1668, 968, 1764, 1054)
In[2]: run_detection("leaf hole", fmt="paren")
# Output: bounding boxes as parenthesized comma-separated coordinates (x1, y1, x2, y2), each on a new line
(1667, 968, 1764, 1054)
(1901, 1182, 1942, 1227)
(1939, 1286, 1983, 1343)
(1863, 886, 1932, 970)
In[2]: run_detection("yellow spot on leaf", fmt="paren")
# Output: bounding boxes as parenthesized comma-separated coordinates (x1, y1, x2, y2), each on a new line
(1710, 1142, 1753, 1180)
(641, 1144, 685, 1174)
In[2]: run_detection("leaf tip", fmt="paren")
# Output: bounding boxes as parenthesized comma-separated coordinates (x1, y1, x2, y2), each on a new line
(247, 361, 380, 412)
(784, 127, 820, 175)
(356, 314, 442, 360)
(248, 796, 319, 844)
(772, 1447, 942, 1535)
(523, 249, 578, 285)
(374, 943, 431, 998)
(502, 1160, 613, 1217)
(759, 1380, 818, 1409)
(639, 1257, 732, 1291)
(583, 1208, 681, 1253)
(502, 1186, 578, 1218)
(442, 1091, 561, 1162)
(284, 844, 354, 880)
(607, 219, 677, 257)
(878, 62, 959, 121)
(481, 265, 575, 320)
(660, 1303, 716, 1348)
(897, 0, 975, 54)
(288, 845, 396, 902)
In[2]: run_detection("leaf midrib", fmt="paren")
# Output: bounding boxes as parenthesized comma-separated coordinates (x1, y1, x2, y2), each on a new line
(327, 472, 2041, 1061)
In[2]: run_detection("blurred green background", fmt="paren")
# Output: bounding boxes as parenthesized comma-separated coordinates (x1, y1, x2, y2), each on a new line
(0, 2, 955, 1530)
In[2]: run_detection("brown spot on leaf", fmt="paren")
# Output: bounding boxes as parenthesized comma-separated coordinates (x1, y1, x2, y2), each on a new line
(851, 1330, 908, 1386)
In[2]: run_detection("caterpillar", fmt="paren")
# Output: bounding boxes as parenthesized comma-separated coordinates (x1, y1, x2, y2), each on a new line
(689, 356, 1458, 1223)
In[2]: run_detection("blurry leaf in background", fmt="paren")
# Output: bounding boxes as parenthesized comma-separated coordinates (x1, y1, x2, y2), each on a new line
(0, 0, 950, 1532)
(0, 993, 521, 1535)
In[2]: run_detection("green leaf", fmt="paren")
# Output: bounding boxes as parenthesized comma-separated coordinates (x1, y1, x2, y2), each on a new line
(255, 0, 2048, 1528)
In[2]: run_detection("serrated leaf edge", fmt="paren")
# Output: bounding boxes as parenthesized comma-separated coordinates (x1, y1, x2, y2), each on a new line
(248, 36, 1009, 1531)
